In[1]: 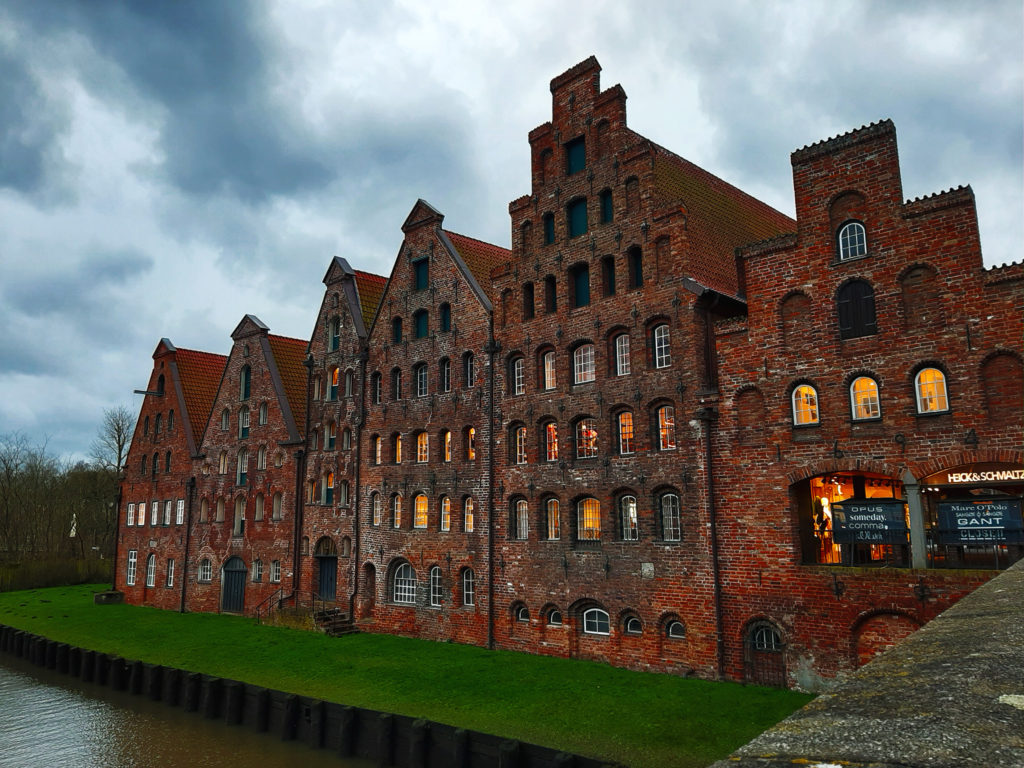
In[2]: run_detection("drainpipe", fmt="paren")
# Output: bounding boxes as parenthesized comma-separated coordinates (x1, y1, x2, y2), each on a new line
(698, 405, 725, 679)
(486, 319, 499, 650)
(180, 476, 196, 612)
(349, 347, 368, 619)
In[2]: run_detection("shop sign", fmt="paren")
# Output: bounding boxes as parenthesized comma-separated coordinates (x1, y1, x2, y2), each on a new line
(924, 463, 1024, 486)
(832, 500, 908, 544)
(937, 498, 1024, 544)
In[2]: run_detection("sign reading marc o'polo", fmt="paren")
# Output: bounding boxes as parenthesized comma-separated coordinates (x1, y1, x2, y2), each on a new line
(937, 498, 1024, 544)
(832, 500, 908, 544)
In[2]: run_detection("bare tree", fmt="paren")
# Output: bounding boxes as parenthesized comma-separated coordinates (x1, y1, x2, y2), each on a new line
(90, 405, 134, 473)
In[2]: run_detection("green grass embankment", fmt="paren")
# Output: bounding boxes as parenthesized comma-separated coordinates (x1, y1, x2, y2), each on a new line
(0, 585, 813, 768)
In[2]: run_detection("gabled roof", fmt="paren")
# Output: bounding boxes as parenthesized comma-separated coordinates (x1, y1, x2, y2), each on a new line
(354, 270, 387, 330)
(443, 230, 512, 302)
(267, 335, 308, 435)
(174, 348, 228, 441)
(646, 138, 795, 296)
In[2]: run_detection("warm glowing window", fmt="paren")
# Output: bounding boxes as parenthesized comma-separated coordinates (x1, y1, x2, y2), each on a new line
(329, 367, 339, 400)
(466, 427, 476, 461)
(440, 496, 451, 531)
(657, 405, 676, 450)
(416, 432, 429, 463)
(792, 385, 820, 425)
(514, 426, 527, 465)
(576, 418, 598, 459)
(578, 498, 601, 541)
(546, 499, 560, 540)
(392, 494, 403, 528)
(850, 376, 881, 420)
(442, 430, 452, 462)
(544, 422, 559, 462)
(393, 434, 402, 463)
(915, 368, 948, 413)
(464, 497, 475, 532)
(618, 412, 634, 455)
(573, 344, 596, 384)
(373, 435, 382, 465)
(414, 494, 428, 528)
(371, 493, 382, 526)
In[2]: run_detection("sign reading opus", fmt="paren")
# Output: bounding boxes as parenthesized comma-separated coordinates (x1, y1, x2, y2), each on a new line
(937, 498, 1024, 544)
(831, 500, 909, 544)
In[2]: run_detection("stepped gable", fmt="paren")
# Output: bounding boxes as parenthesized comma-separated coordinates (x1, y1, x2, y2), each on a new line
(354, 270, 387, 331)
(442, 230, 512, 302)
(174, 347, 227, 443)
(648, 139, 795, 296)
(267, 334, 309, 435)
(791, 118, 895, 163)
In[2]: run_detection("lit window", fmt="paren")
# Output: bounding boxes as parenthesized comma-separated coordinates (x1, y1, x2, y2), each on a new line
(583, 608, 610, 635)
(576, 418, 598, 459)
(515, 499, 529, 540)
(850, 376, 881, 420)
(416, 432, 429, 463)
(464, 497, 475, 532)
(440, 358, 451, 392)
(662, 493, 681, 541)
(614, 334, 630, 376)
(393, 563, 416, 604)
(542, 351, 557, 390)
(329, 368, 339, 400)
(270, 560, 281, 583)
(429, 565, 442, 606)
(792, 385, 820, 426)
(322, 472, 334, 505)
(373, 435, 382, 464)
(198, 558, 212, 582)
(838, 221, 867, 261)
(466, 427, 476, 461)
(544, 422, 559, 462)
(462, 568, 475, 606)
(414, 494, 428, 528)
(393, 434, 402, 464)
(657, 406, 676, 450)
(371, 493, 382, 526)
(653, 325, 671, 368)
(618, 412, 634, 455)
(916, 368, 949, 413)
(392, 494, 403, 528)
(442, 430, 452, 462)
(511, 357, 525, 395)
(440, 496, 451, 531)
(515, 426, 527, 465)
(578, 498, 600, 541)
(546, 499, 560, 540)
(126, 550, 138, 586)
(573, 344, 596, 384)
(620, 496, 639, 540)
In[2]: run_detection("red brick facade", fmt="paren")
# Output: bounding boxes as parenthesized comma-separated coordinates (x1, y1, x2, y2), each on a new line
(117, 57, 1023, 689)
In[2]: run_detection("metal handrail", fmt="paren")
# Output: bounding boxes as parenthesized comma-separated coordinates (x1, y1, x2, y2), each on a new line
(251, 586, 285, 624)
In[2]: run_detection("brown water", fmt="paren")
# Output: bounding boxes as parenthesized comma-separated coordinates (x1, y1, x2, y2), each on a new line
(0, 655, 370, 768)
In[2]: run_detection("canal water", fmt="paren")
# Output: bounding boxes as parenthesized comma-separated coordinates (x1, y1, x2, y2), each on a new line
(0, 654, 370, 768)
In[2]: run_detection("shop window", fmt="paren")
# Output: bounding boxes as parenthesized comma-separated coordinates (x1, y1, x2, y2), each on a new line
(600, 189, 613, 223)
(620, 495, 639, 540)
(627, 246, 643, 289)
(565, 136, 585, 175)
(837, 280, 877, 339)
(392, 562, 416, 604)
(573, 343, 596, 384)
(543, 421, 559, 462)
(577, 497, 601, 541)
(792, 384, 819, 426)
(462, 568, 475, 606)
(837, 221, 867, 261)
(544, 275, 557, 313)
(583, 607, 610, 635)
(850, 376, 881, 420)
(413, 258, 429, 290)
(617, 411, 635, 455)
(439, 302, 452, 332)
(414, 494, 428, 528)
(543, 213, 555, 245)
(514, 499, 529, 540)
(915, 367, 948, 413)
(601, 255, 616, 297)
(575, 418, 598, 459)
(569, 263, 590, 307)
(545, 498, 560, 540)
(440, 496, 451, 531)
(522, 282, 535, 320)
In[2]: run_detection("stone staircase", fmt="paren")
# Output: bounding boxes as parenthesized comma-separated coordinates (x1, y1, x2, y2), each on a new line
(313, 607, 357, 637)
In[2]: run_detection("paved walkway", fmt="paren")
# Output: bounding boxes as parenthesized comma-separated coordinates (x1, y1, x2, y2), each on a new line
(710, 560, 1024, 768)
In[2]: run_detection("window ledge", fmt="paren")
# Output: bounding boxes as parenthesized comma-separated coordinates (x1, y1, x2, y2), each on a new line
(831, 252, 872, 267)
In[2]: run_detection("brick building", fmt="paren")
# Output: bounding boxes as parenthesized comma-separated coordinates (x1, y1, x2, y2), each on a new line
(116, 57, 1022, 689)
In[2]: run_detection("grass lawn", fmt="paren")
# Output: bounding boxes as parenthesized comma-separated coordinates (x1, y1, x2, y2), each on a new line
(0, 585, 812, 768)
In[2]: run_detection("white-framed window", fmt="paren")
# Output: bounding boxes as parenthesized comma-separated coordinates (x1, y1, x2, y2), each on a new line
(583, 608, 610, 635)
(838, 221, 867, 261)
(577, 498, 600, 541)
(373, 435, 382, 464)
(464, 497, 475, 532)
(515, 499, 529, 540)
(258, 402, 268, 425)
(515, 605, 530, 622)
(429, 565, 442, 607)
(653, 324, 671, 368)
(392, 494, 403, 528)
(393, 562, 416, 604)
(326, 422, 336, 450)
(915, 368, 949, 413)
(127, 503, 135, 527)
(624, 617, 642, 635)
(150, 500, 159, 526)
(547, 608, 563, 626)
(440, 496, 451, 531)
(657, 405, 676, 450)
(233, 497, 245, 536)
(573, 344, 596, 384)
(126, 550, 138, 586)
(270, 559, 281, 583)
(614, 333, 630, 376)
(617, 412, 634, 455)
(415, 363, 428, 398)
(667, 620, 686, 639)
(166, 559, 174, 588)
(236, 449, 248, 485)
(416, 432, 429, 463)
(542, 351, 557, 390)
(440, 358, 451, 393)
(575, 418, 598, 459)
(198, 558, 212, 582)
(175, 499, 184, 525)
(257, 445, 267, 470)
(372, 373, 381, 404)
(372, 492, 382, 526)
(512, 357, 525, 395)
(620, 495, 639, 541)
(546, 499, 560, 540)
(414, 494, 428, 529)
(221, 408, 230, 431)
(462, 568, 475, 606)
(850, 376, 881, 420)
(138, 502, 146, 526)
(163, 500, 172, 526)
(515, 426, 527, 465)
(544, 422, 558, 462)
(252, 559, 263, 582)
(662, 493, 681, 541)
(464, 352, 475, 388)
(339, 480, 349, 506)
(238, 406, 250, 438)
(792, 384, 820, 425)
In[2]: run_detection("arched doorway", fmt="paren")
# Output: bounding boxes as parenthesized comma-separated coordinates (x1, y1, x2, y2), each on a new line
(314, 537, 338, 601)
(221, 557, 246, 613)
(744, 621, 786, 687)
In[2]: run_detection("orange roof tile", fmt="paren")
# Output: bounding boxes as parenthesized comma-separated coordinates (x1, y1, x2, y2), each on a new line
(268, 334, 309, 435)
(354, 270, 387, 330)
(647, 139, 795, 296)
(443, 230, 512, 301)
(174, 348, 227, 442)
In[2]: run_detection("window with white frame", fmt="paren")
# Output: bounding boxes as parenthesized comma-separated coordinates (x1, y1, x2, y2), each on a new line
(125, 502, 135, 527)
(126, 550, 138, 586)
(339, 480, 349, 506)
(544, 422, 558, 462)
(221, 408, 230, 431)
(252, 559, 263, 582)
(464, 497, 475, 532)
(657, 405, 676, 450)
(371, 492, 382, 526)
(163, 500, 172, 526)
(150, 500, 159, 526)
(577, 497, 601, 541)
(270, 559, 281, 583)
(238, 406, 250, 438)
(440, 358, 451, 392)
(166, 558, 175, 588)
(429, 565, 442, 607)
(614, 333, 630, 376)
(575, 418, 598, 459)
(393, 434, 402, 464)
(416, 432, 429, 463)
(662, 493, 681, 541)
(440, 496, 451, 531)
(573, 344, 596, 384)
(415, 363, 428, 397)
(462, 568, 475, 606)
(392, 494, 403, 528)
(792, 384, 820, 425)
(667, 620, 686, 639)
(515, 425, 527, 465)
(617, 412, 634, 455)
(546, 499, 560, 540)
(915, 368, 949, 413)
(583, 607, 610, 635)
(373, 435, 382, 464)
(542, 351, 557, 390)
(624, 616, 642, 635)
(463, 352, 475, 387)
(236, 448, 248, 485)
(233, 497, 245, 536)
(515, 499, 529, 540)
(258, 402, 268, 425)
(850, 376, 881, 420)
(511, 357, 525, 395)
(838, 221, 867, 261)
(653, 324, 671, 368)
(198, 558, 212, 582)
(257, 445, 267, 470)
(393, 562, 416, 604)
(414, 494, 428, 528)
(326, 422, 336, 450)
(620, 495, 639, 540)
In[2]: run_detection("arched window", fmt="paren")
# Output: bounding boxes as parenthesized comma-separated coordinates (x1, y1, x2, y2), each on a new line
(199, 498, 208, 523)
(578, 498, 601, 541)
(850, 376, 881, 420)
(573, 343, 596, 384)
(372, 434, 382, 464)
(219, 451, 228, 475)
(252, 559, 263, 582)
(371, 372, 382, 404)
(392, 562, 416, 604)
(254, 494, 264, 521)
(547, 608, 563, 626)
(339, 480, 349, 506)
(258, 402, 268, 425)
(233, 497, 245, 536)
(413, 309, 428, 339)
(145, 554, 156, 587)
(522, 283, 535, 321)
(439, 303, 452, 332)
(393, 433, 402, 464)
(152, 452, 159, 477)
(270, 560, 281, 583)
(666, 620, 685, 639)
(575, 418, 598, 458)
(463, 352, 475, 388)
(272, 492, 282, 521)
(620, 495, 639, 540)
(414, 362, 428, 397)
(440, 496, 451, 531)
(414, 494, 428, 528)
(838, 221, 867, 261)
(344, 369, 353, 397)
(392, 494, 403, 528)
(544, 275, 557, 313)
(371, 492, 382, 526)
(465, 426, 476, 461)
(747, 621, 786, 686)
(613, 333, 630, 376)
(915, 368, 949, 413)
(329, 316, 341, 351)
(624, 616, 642, 635)
(440, 357, 451, 392)
(441, 429, 452, 462)
(509, 356, 525, 395)
(652, 324, 671, 368)
(391, 368, 402, 400)
(141, 454, 147, 476)
(462, 568, 475, 606)
(236, 449, 248, 485)
(341, 427, 352, 450)
(545, 499, 560, 540)
(792, 385, 820, 425)
(514, 499, 529, 540)
(514, 604, 530, 623)
(392, 317, 403, 344)
(661, 493, 681, 541)
(837, 279, 877, 339)
(541, 350, 557, 390)
(313, 375, 322, 401)
(656, 405, 676, 450)
(164, 451, 171, 473)
(463, 497, 475, 532)
(167, 410, 174, 432)
(215, 498, 225, 523)
(154, 413, 162, 435)
(328, 367, 339, 400)
(543, 420, 558, 462)
(599, 188, 613, 223)
(583, 608, 610, 635)
(569, 263, 590, 308)
(221, 408, 229, 431)
(325, 421, 336, 450)
(513, 425, 527, 465)
(238, 406, 250, 438)
(429, 565, 442, 606)
(617, 411, 635, 455)
(239, 365, 251, 400)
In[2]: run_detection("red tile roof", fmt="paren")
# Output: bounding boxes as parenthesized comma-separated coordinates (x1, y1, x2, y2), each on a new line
(646, 137, 795, 296)
(174, 348, 227, 442)
(268, 334, 309, 435)
(443, 230, 512, 301)
(354, 270, 387, 330)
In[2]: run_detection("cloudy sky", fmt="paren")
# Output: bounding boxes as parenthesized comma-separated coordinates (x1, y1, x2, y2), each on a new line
(1, 0, 1021, 462)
